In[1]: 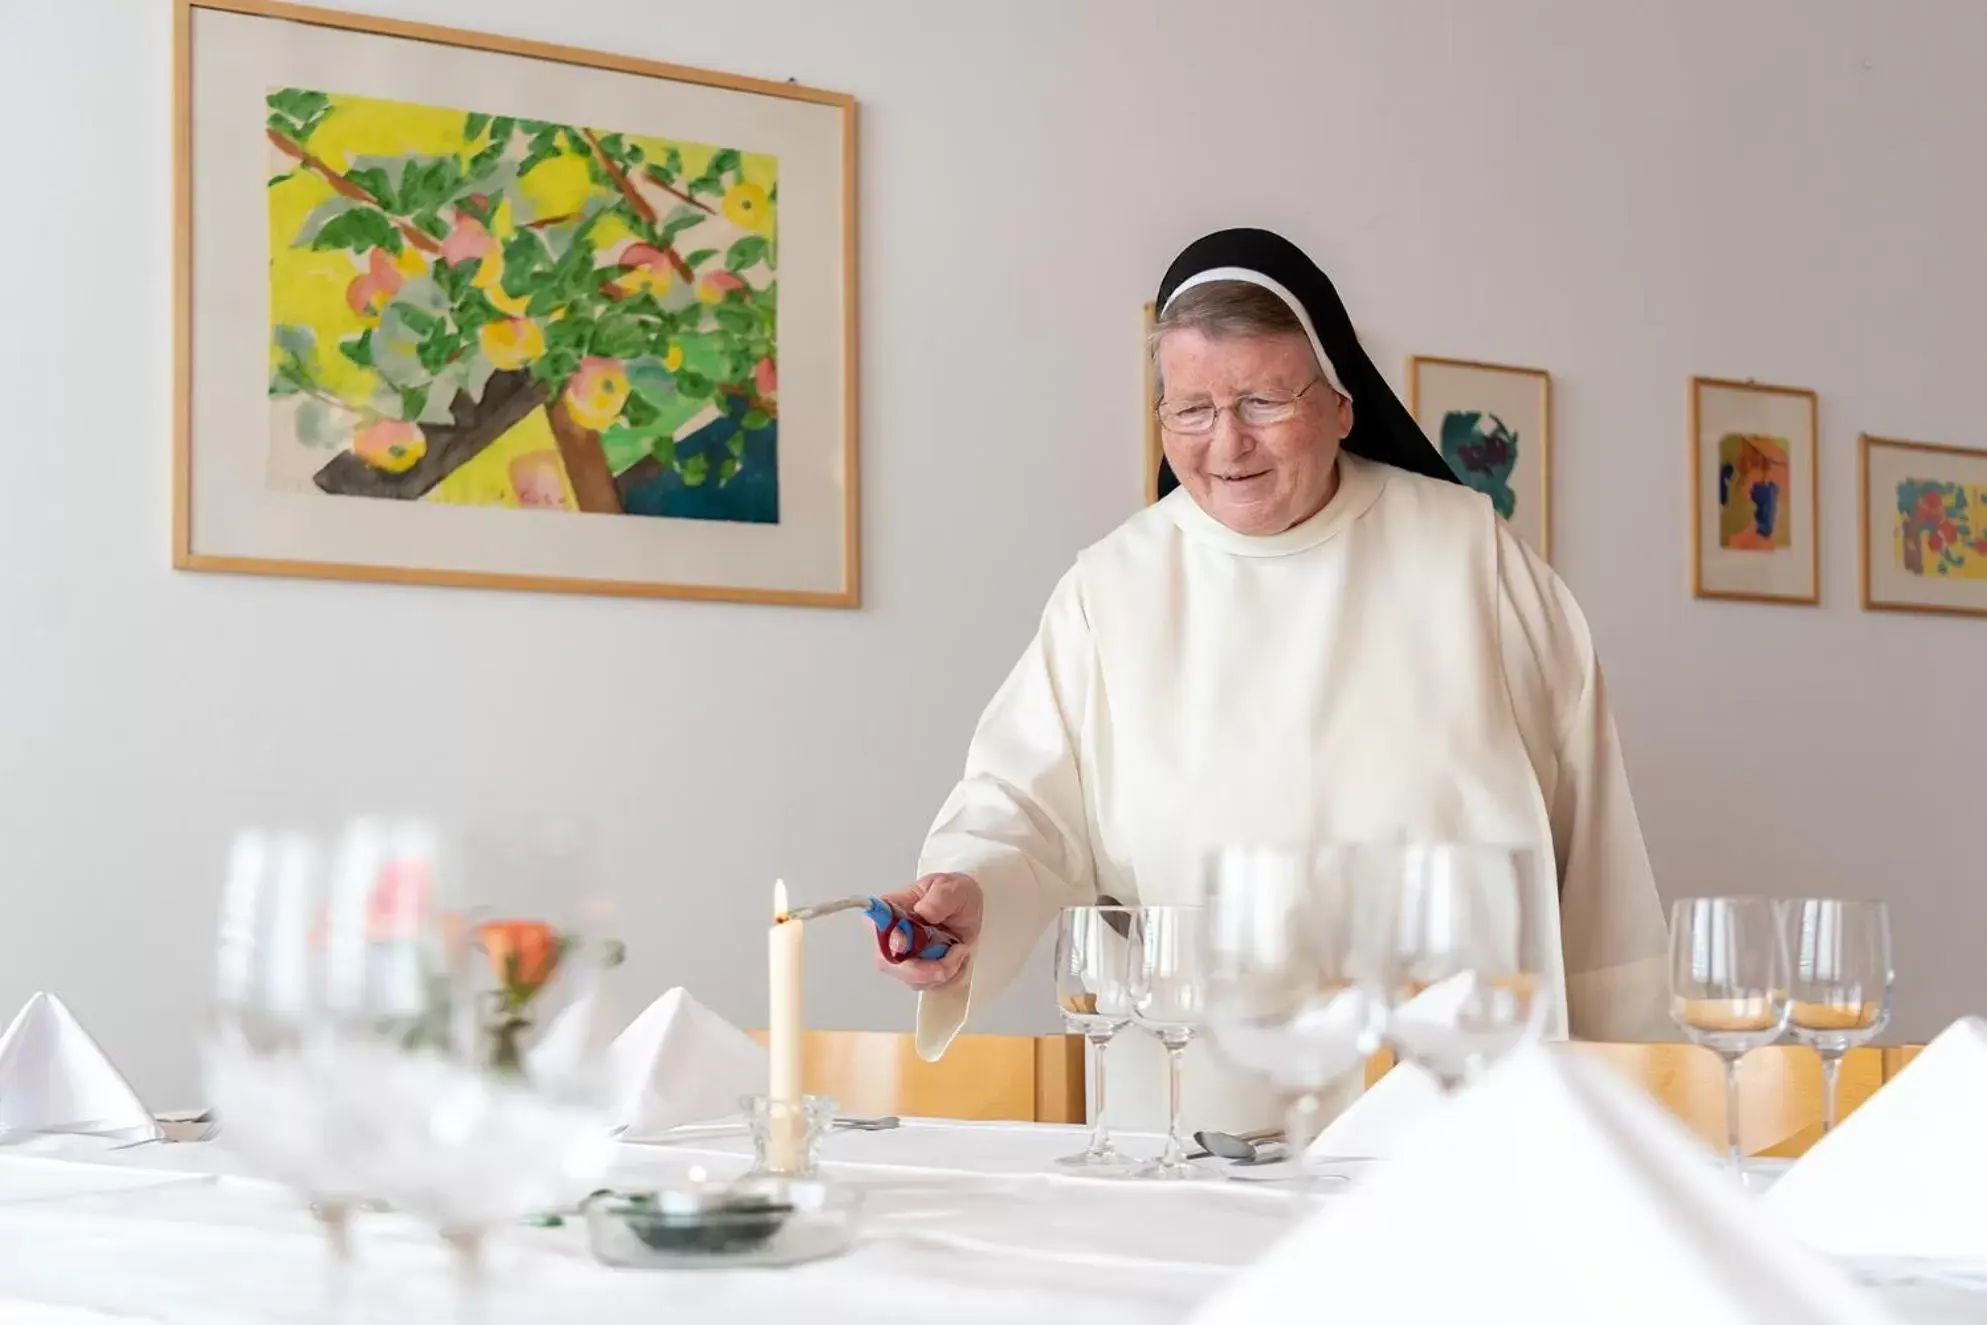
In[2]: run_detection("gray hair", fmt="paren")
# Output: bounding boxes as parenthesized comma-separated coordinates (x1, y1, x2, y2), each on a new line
(1149, 280, 1318, 402)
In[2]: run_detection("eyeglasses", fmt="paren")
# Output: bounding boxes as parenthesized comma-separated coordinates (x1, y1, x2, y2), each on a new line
(1155, 379, 1324, 435)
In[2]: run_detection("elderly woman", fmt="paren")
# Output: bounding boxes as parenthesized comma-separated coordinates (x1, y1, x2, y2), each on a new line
(880, 228, 1669, 1132)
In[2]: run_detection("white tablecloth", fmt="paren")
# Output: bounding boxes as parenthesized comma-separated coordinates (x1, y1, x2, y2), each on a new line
(0, 1122, 1983, 1324)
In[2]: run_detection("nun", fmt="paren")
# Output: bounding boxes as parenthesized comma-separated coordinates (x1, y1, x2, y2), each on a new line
(879, 228, 1670, 1131)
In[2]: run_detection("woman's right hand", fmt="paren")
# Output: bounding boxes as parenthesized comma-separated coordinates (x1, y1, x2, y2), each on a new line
(873, 873, 982, 991)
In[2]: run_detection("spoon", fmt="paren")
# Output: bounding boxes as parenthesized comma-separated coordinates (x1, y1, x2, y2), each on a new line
(1189, 1126, 1282, 1163)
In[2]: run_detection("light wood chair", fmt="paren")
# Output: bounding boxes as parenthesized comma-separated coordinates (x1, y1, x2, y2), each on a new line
(1563, 1042, 1884, 1157)
(1881, 1045, 1923, 1081)
(748, 1030, 1085, 1124)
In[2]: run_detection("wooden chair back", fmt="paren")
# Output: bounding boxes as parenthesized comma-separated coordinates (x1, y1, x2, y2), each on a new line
(1561, 1042, 1884, 1157)
(749, 1030, 1085, 1124)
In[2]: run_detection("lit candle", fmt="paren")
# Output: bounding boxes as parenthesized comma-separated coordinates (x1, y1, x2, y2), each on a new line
(767, 878, 804, 1170)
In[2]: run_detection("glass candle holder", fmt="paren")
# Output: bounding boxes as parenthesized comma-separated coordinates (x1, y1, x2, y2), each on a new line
(741, 1094, 836, 1182)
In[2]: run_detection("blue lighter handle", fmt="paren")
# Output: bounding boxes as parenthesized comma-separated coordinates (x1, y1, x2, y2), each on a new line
(861, 896, 955, 962)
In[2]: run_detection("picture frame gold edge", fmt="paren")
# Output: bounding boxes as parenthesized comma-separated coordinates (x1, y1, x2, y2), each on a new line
(1405, 354, 1551, 563)
(1688, 375, 1821, 607)
(182, 0, 857, 109)
(1142, 300, 1160, 506)
(175, 0, 862, 607)
(176, 551, 860, 608)
(1857, 432, 1987, 619)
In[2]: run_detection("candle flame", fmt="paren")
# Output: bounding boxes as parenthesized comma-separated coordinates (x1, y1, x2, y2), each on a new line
(772, 877, 788, 923)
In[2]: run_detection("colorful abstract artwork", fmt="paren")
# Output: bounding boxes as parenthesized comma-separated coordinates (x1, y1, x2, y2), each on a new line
(265, 86, 780, 524)
(1439, 412, 1519, 521)
(1408, 357, 1550, 559)
(1863, 436, 1987, 617)
(1692, 378, 1817, 605)
(1717, 434, 1792, 550)
(178, 1, 858, 605)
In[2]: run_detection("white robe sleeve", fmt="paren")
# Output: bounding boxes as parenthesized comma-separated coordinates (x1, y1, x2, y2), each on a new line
(1498, 532, 1673, 1041)
(913, 568, 1099, 1061)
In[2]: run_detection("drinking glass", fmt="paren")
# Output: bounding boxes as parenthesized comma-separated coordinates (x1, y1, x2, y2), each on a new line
(1199, 846, 1387, 1172)
(1375, 844, 1544, 1090)
(1668, 897, 1789, 1177)
(1051, 904, 1138, 1170)
(1128, 905, 1208, 1180)
(1781, 898, 1892, 1134)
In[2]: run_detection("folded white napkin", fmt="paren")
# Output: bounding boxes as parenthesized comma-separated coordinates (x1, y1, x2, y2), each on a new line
(1305, 1059, 1444, 1161)
(1195, 1044, 1897, 1325)
(1765, 1016, 1987, 1258)
(0, 993, 159, 1141)
(609, 988, 767, 1140)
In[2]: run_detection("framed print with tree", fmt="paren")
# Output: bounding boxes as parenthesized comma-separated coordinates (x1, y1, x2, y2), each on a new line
(1143, 300, 1164, 504)
(1407, 356, 1551, 559)
(1690, 376, 1818, 605)
(176, 0, 859, 607)
(1861, 434, 1987, 619)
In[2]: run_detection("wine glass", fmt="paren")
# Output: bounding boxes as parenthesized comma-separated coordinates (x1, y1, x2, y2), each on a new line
(1128, 905, 1208, 1181)
(1376, 844, 1544, 1090)
(1781, 898, 1892, 1135)
(1199, 846, 1387, 1177)
(358, 815, 618, 1314)
(1668, 896, 1789, 1179)
(1052, 904, 1139, 1170)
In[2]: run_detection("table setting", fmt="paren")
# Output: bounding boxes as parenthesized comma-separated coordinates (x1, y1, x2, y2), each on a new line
(2, 825, 1986, 1323)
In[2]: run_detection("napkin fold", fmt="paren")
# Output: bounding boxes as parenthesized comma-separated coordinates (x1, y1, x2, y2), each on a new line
(0, 993, 160, 1141)
(1304, 1059, 1444, 1161)
(609, 987, 767, 1140)
(1765, 1016, 1987, 1258)
(1195, 1044, 1896, 1325)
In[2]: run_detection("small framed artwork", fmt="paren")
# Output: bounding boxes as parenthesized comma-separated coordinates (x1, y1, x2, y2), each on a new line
(1408, 356, 1551, 559)
(1690, 377, 1819, 605)
(1861, 435, 1987, 618)
(176, 0, 859, 606)
(1142, 300, 1165, 504)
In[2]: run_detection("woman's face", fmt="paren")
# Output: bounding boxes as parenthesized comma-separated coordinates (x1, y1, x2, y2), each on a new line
(1156, 328, 1352, 536)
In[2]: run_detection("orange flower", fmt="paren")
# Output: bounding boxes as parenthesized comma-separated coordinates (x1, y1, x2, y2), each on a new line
(478, 919, 561, 995)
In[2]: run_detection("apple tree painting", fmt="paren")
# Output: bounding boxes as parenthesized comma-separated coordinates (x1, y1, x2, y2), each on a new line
(265, 87, 780, 524)
(1895, 479, 1987, 580)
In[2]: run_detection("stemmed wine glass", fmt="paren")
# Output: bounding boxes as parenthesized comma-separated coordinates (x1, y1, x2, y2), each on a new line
(1781, 898, 1892, 1135)
(1199, 846, 1387, 1178)
(1668, 896, 1789, 1180)
(1052, 904, 1138, 1171)
(1376, 844, 1544, 1091)
(1128, 905, 1208, 1181)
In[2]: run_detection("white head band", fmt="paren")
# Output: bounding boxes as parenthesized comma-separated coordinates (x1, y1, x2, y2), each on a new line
(1160, 266, 1351, 401)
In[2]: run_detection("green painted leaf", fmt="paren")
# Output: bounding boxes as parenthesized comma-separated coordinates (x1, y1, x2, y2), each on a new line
(680, 453, 710, 486)
(266, 113, 302, 141)
(338, 330, 374, 368)
(726, 433, 746, 458)
(269, 371, 302, 398)
(488, 115, 515, 143)
(312, 207, 400, 255)
(643, 162, 680, 188)
(712, 304, 756, 336)
(726, 235, 769, 271)
(710, 148, 742, 176)
(688, 174, 723, 198)
(650, 435, 678, 468)
(413, 210, 448, 240)
(464, 111, 490, 138)
(344, 167, 394, 210)
(266, 88, 329, 124)
(563, 127, 592, 155)
(622, 391, 661, 429)
(590, 314, 647, 360)
(718, 456, 741, 486)
(742, 408, 770, 431)
(684, 248, 718, 270)
(274, 323, 316, 365)
(399, 385, 430, 423)
(675, 370, 714, 399)
(395, 305, 442, 335)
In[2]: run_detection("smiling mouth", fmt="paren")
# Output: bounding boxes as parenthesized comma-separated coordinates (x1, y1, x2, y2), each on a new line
(1212, 471, 1270, 484)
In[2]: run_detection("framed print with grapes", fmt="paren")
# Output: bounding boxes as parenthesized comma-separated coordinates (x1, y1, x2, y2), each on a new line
(1861, 435, 1987, 619)
(175, 0, 859, 606)
(1690, 377, 1818, 606)
(1408, 356, 1551, 560)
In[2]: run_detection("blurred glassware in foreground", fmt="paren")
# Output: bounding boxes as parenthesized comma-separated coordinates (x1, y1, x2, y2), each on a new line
(1052, 904, 1139, 1172)
(1669, 895, 1789, 1180)
(1781, 897, 1891, 1135)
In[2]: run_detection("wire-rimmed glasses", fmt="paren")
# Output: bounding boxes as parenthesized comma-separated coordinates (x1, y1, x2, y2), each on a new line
(1154, 378, 1324, 434)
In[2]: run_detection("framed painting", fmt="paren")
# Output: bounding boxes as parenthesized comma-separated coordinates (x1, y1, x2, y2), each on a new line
(1408, 356, 1551, 560)
(1690, 377, 1818, 605)
(1862, 435, 1987, 618)
(1142, 300, 1164, 504)
(175, 0, 859, 607)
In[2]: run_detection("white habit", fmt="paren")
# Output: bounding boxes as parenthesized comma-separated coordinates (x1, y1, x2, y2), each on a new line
(914, 453, 1670, 1131)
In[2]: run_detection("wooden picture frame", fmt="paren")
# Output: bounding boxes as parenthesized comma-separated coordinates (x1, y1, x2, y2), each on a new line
(1861, 434, 1987, 619)
(176, 0, 860, 607)
(1690, 376, 1819, 605)
(1407, 355, 1551, 560)
(1142, 300, 1164, 504)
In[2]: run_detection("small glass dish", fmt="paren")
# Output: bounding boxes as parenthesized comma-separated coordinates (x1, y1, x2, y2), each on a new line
(741, 1092, 837, 1179)
(583, 1179, 860, 1269)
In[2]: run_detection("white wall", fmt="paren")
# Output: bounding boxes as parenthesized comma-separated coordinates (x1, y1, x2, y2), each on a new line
(2, 0, 1982, 1107)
